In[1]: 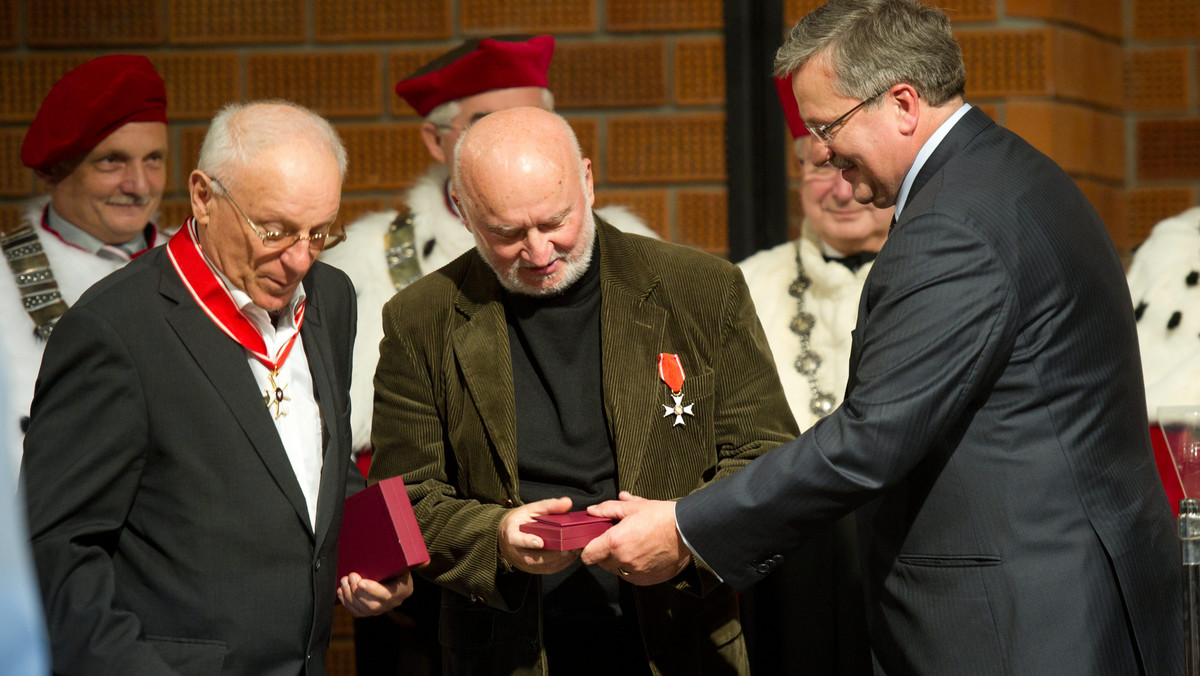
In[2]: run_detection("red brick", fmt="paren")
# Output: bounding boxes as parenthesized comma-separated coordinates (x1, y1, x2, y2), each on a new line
(1051, 28, 1122, 111)
(608, 114, 726, 184)
(315, 0, 450, 42)
(179, 127, 207, 185)
(1132, 0, 1200, 41)
(149, 53, 240, 122)
(461, 0, 596, 35)
(939, 0, 999, 23)
(0, 128, 29, 197)
(337, 123, 429, 192)
(1125, 49, 1189, 112)
(1136, 119, 1200, 180)
(608, 0, 721, 32)
(29, 0, 163, 46)
(675, 38, 724, 106)
(1126, 187, 1198, 248)
(0, 203, 23, 233)
(158, 198, 193, 231)
(1007, 102, 1124, 181)
(0, 54, 93, 123)
(957, 29, 1051, 99)
(566, 118, 599, 170)
(787, 0, 996, 27)
(0, 0, 17, 47)
(676, 189, 727, 254)
(337, 197, 387, 231)
(169, 0, 304, 45)
(784, 0, 824, 25)
(551, 41, 667, 109)
(247, 53, 382, 118)
(1075, 179, 1125, 251)
(1007, 0, 1122, 40)
(595, 189, 669, 239)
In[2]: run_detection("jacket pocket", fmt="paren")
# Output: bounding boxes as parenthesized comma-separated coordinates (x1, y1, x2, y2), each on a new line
(144, 635, 228, 675)
(896, 553, 1002, 567)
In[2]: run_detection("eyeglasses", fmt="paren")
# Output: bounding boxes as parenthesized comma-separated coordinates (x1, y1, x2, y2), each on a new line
(804, 87, 890, 144)
(208, 176, 345, 250)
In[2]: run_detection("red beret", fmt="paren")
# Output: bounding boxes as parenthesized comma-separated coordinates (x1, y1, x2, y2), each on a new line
(775, 73, 809, 140)
(395, 35, 555, 117)
(22, 54, 167, 171)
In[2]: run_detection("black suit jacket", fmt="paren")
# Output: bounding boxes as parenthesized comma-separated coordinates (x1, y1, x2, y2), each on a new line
(23, 246, 359, 676)
(677, 107, 1183, 674)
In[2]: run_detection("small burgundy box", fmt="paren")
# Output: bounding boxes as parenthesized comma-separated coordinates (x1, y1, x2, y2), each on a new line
(519, 511, 614, 551)
(337, 475, 430, 584)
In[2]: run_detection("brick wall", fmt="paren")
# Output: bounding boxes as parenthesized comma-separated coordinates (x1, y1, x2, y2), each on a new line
(5, 1, 1196, 257)
(0, 0, 726, 253)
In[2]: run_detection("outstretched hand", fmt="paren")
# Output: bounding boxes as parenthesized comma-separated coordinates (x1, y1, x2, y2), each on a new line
(498, 496, 581, 575)
(581, 492, 691, 585)
(337, 571, 414, 617)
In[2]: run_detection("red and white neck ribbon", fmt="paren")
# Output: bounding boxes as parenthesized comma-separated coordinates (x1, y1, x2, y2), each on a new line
(167, 217, 304, 372)
(658, 353, 685, 395)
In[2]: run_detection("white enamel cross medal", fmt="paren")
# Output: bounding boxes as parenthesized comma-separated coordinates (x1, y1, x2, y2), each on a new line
(264, 369, 291, 419)
(658, 353, 694, 426)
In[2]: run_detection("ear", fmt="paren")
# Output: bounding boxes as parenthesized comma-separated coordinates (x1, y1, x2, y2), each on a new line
(188, 171, 214, 226)
(890, 83, 921, 136)
(582, 158, 595, 208)
(449, 188, 471, 231)
(420, 121, 448, 165)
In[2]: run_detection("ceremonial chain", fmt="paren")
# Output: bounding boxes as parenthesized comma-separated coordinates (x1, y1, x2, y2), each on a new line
(789, 243, 836, 418)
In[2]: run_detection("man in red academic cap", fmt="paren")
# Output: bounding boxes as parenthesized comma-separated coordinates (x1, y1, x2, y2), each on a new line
(0, 54, 168, 467)
(735, 74, 890, 676)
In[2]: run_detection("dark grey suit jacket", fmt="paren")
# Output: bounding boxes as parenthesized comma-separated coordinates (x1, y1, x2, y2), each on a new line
(677, 107, 1183, 675)
(23, 246, 359, 676)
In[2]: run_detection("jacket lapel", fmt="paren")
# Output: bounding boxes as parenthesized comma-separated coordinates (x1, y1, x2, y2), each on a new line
(299, 280, 344, 550)
(452, 257, 521, 494)
(597, 222, 666, 492)
(159, 254, 315, 535)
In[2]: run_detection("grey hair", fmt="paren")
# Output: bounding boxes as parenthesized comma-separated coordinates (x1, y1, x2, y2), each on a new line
(425, 87, 556, 128)
(450, 109, 583, 221)
(197, 99, 348, 191)
(774, 0, 965, 107)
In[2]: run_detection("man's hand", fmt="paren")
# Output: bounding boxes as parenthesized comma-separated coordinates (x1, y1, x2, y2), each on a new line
(581, 492, 691, 585)
(337, 571, 414, 617)
(498, 496, 580, 575)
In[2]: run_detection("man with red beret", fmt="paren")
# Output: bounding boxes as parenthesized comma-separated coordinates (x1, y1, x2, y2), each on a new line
(0, 54, 168, 466)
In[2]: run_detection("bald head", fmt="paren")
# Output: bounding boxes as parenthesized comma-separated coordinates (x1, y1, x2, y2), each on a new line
(450, 107, 597, 297)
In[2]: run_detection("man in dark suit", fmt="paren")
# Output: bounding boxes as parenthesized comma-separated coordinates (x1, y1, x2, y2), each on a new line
(360, 106, 796, 675)
(583, 1, 1184, 673)
(23, 100, 411, 675)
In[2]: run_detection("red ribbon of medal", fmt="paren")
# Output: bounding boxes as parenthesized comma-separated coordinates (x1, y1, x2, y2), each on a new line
(167, 218, 304, 399)
(658, 353, 685, 394)
(658, 353, 694, 426)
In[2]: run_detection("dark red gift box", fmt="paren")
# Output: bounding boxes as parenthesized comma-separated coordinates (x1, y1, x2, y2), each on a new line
(337, 475, 430, 583)
(519, 511, 614, 551)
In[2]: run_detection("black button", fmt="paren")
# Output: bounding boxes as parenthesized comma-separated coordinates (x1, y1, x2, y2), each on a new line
(502, 499, 515, 508)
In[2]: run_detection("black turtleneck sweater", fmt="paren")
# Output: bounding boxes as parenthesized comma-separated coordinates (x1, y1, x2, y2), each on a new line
(502, 240, 650, 675)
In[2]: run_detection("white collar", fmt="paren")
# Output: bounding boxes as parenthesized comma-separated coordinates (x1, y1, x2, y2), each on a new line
(894, 103, 972, 219)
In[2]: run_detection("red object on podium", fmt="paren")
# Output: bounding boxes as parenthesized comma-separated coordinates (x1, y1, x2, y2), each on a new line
(519, 511, 614, 551)
(1150, 424, 1186, 516)
(337, 475, 430, 583)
